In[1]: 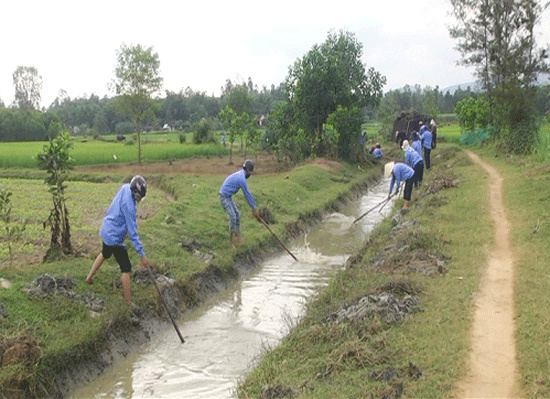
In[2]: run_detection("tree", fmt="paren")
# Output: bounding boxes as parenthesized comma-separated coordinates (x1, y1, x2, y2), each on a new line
(220, 106, 250, 164)
(326, 105, 363, 161)
(0, 186, 27, 267)
(286, 30, 386, 156)
(449, 0, 550, 153)
(36, 131, 75, 261)
(112, 43, 163, 163)
(13, 66, 42, 110)
(455, 97, 478, 131)
(422, 87, 441, 119)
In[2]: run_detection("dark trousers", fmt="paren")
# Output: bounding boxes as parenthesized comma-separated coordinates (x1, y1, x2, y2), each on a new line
(404, 178, 414, 201)
(413, 161, 424, 187)
(423, 148, 431, 169)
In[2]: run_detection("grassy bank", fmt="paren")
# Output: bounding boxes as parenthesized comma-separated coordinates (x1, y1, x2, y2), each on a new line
(0, 155, 381, 398)
(238, 141, 550, 398)
(237, 145, 493, 398)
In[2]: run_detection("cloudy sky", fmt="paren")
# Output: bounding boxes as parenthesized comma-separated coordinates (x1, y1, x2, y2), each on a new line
(1, 0, 549, 108)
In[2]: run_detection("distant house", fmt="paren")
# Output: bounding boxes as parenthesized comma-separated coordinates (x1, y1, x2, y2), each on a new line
(162, 123, 172, 131)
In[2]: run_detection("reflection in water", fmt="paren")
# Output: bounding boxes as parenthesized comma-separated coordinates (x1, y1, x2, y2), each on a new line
(69, 178, 394, 399)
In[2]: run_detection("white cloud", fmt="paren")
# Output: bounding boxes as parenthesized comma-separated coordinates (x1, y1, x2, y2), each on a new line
(1, 0, 548, 108)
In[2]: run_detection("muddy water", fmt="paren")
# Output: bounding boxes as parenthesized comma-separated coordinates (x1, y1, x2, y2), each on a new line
(69, 178, 394, 399)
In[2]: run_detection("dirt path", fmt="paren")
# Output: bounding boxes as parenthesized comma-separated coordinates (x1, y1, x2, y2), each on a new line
(456, 151, 521, 398)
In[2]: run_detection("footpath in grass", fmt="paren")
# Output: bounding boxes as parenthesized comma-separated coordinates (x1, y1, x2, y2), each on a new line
(238, 145, 494, 399)
(0, 154, 382, 399)
(238, 144, 550, 399)
(480, 148, 550, 398)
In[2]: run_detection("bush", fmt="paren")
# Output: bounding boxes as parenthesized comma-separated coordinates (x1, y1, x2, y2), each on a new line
(192, 119, 215, 144)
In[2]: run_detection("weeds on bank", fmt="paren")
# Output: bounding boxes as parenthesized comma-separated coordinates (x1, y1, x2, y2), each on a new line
(237, 145, 493, 398)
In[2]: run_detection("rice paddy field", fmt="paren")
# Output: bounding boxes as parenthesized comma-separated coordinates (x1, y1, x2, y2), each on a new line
(0, 132, 227, 168)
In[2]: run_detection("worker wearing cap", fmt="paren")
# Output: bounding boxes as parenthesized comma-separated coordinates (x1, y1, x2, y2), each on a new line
(402, 140, 424, 187)
(220, 160, 260, 247)
(388, 162, 415, 212)
(420, 123, 433, 170)
(86, 175, 150, 306)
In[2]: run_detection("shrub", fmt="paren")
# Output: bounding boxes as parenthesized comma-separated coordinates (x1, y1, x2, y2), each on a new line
(192, 119, 215, 144)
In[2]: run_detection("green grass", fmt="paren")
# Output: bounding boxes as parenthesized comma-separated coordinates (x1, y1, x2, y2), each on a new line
(437, 123, 462, 143)
(532, 121, 550, 162)
(237, 145, 493, 398)
(0, 137, 227, 168)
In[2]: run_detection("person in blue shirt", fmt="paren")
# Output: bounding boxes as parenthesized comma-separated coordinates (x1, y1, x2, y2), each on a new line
(420, 123, 433, 170)
(402, 140, 424, 187)
(430, 119, 437, 149)
(412, 131, 422, 156)
(86, 175, 149, 307)
(388, 162, 415, 211)
(220, 160, 260, 247)
(373, 143, 383, 159)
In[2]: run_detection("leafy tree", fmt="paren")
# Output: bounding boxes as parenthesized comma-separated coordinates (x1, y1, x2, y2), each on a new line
(286, 30, 386, 156)
(220, 106, 251, 164)
(475, 96, 491, 128)
(245, 118, 261, 159)
(455, 97, 478, 131)
(220, 106, 237, 163)
(192, 118, 215, 144)
(326, 105, 363, 161)
(225, 84, 252, 115)
(449, 0, 549, 153)
(422, 87, 441, 119)
(12, 66, 42, 110)
(112, 43, 163, 163)
(0, 186, 27, 267)
(36, 131, 75, 261)
(0, 109, 62, 141)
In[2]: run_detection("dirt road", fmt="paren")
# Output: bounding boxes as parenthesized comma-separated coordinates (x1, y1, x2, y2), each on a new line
(455, 151, 522, 398)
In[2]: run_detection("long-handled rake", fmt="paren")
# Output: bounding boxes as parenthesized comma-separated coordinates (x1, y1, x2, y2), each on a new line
(144, 264, 185, 343)
(258, 217, 299, 261)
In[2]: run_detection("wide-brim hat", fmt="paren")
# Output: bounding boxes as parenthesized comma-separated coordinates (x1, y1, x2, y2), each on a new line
(384, 162, 395, 178)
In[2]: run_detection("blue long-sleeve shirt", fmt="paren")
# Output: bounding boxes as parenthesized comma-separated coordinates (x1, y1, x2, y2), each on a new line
(421, 126, 432, 149)
(412, 139, 422, 155)
(389, 163, 414, 195)
(100, 184, 145, 257)
(220, 169, 257, 209)
(405, 147, 423, 168)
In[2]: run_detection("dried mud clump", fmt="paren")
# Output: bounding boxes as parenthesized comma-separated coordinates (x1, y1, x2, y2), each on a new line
(422, 170, 460, 195)
(22, 274, 105, 312)
(260, 384, 298, 399)
(328, 292, 420, 326)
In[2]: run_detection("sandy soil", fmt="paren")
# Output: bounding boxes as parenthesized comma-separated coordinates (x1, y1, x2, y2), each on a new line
(455, 151, 522, 398)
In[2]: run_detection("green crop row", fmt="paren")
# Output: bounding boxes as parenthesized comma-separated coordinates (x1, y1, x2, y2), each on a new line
(0, 139, 228, 168)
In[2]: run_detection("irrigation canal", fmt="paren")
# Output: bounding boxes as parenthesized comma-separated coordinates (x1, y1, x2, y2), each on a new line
(68, 178, 394, 399)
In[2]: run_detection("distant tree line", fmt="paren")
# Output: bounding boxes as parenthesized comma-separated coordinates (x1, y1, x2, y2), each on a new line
(43, 81, 286, 137)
